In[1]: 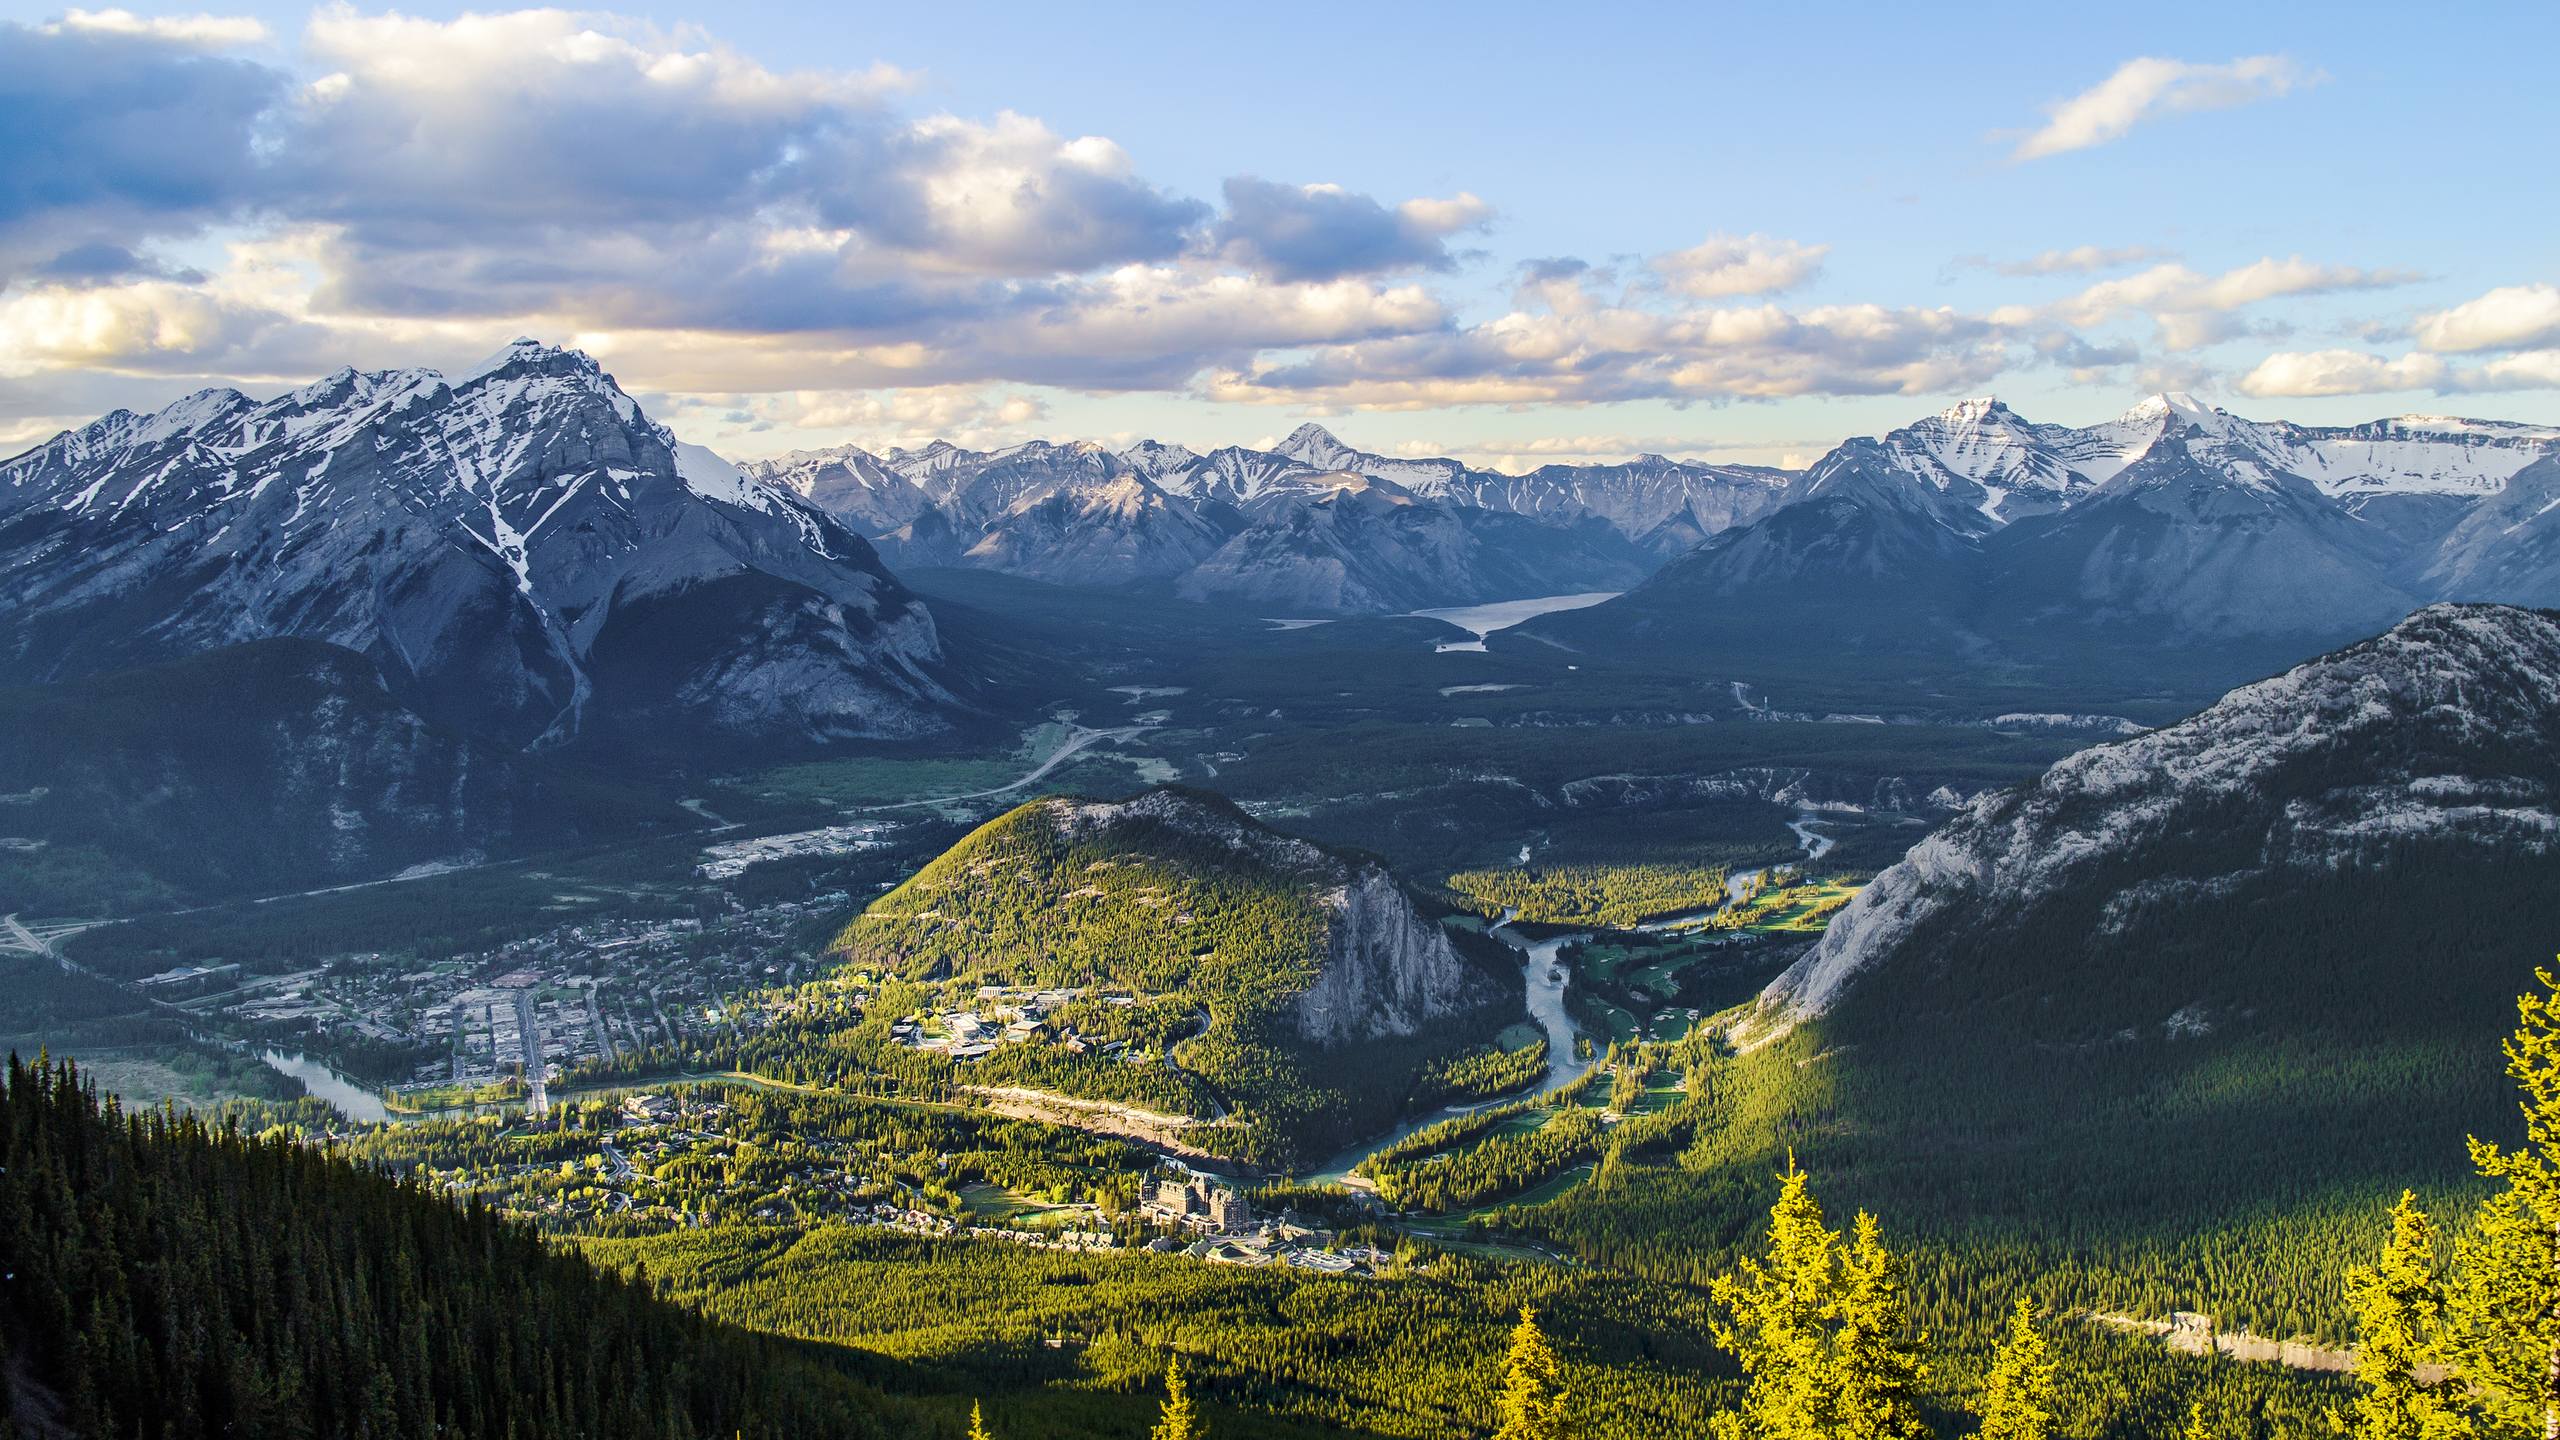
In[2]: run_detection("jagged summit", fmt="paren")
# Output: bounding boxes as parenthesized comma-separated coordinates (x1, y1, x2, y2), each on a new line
(1935, 396, 2012, 425)
(458, 334, 577, 383)
(2121, 391, 2219, 425)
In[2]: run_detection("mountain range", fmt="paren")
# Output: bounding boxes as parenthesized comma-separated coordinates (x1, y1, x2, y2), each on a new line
(10, 343, 2560, 762)
(741, 423, 1753, 613)
(739, 391, 2560, 672)
(1522, 394, 2560, 675)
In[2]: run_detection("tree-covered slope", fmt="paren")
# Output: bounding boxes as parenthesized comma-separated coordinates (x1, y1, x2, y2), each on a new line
(1500, 605, 2560, 1345)
(0, 1056, 921, 1440)
(0, 638, 679, 912)
(812, 787, 1513, 1166)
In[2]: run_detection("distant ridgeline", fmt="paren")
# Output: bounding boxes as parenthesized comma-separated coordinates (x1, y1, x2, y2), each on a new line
(765, 787, 1516, 1167)
(0, 1056, 928, 1440)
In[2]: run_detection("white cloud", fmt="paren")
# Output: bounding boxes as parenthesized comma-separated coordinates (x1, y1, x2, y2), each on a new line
(2413, 282, 2560, 354)
(2235, 349, 2447, 398)
(1651, 234, 1828, 299)
(2010, 55, 2322, 161)
(1212, 179, 1491, 281)
(2473, 351, 2560, 390)
(2048, 257, 2418, 351)
(44, 7, 267, 48)
(1986, 244, 2170, 277)
(0, 269, 338, 378)
(1207, 266, 2016, 411)
(2235, 343, 2560, 397)
(785, 386, 1049, 433)
(1397, 193, 1495, 235)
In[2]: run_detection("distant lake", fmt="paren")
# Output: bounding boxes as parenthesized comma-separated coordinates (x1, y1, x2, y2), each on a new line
(260, 1050, 391, 1123)
(1406, 592, 1619, 652)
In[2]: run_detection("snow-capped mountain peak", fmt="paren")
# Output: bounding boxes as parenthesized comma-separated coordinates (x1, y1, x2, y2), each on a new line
(0, 341, 959, 751)
(2121, 391, 2220, 426)
(1935, 396, 2011, 426)
(1271, 422, 1375, 476)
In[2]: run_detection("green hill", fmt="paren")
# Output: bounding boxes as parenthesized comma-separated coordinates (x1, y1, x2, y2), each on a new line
(770, 787, 1516, 1167)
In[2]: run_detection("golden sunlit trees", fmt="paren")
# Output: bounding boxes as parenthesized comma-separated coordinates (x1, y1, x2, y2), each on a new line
(1977, 1299, 2060, 1440)
(1150, 1356, 1203, 1440)
(1494, 1307, 1569, 1440)
(1709, 1159, 1933, 1440)
(2330, 1194, 2465, 1440)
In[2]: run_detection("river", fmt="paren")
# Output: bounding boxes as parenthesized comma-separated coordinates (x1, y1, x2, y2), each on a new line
(1406, 592, 1620, 652)
(260, 1049, 392, 1123)
(1304, 914, 1590, 1182)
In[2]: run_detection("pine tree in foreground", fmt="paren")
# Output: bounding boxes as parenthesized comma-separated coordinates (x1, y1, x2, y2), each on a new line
(1977, 1299, 2059, 1440)
(968, 1399, 993, 1440)
(2330, 1192, 2464, 1440)
(1709, 1158, 1934, 1440)
(1150, 1356, 1202, 1440)
(2440, 969, 2560, 1440)
(1494, 1306, 1568, 1440)
(1831, 1212, 1933, 1440)
(1709, 1159, 1840, 1440)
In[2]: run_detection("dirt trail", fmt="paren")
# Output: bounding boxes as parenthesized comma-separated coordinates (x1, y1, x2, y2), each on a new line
(968, 1085, 1227, 1158)
(2085, 1312, 2369, 1376)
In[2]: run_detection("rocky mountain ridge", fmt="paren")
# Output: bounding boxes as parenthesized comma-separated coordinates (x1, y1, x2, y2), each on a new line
(1750, 603, 2560, 1035)
(1045, 788, 1503, 1047)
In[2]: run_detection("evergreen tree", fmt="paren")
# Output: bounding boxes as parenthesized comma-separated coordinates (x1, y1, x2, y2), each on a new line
(1494, 1306, 1569, 1440)
(1977, 1299, 2059, 1440)
(968, 1400, 993, 1440)
(2333, 1193, 2466, 1440)
(2443, 969, 2560, 1440)
(1150, 1356, 1202, 1440)
(1831, 1212, 1932, 1440)
(1710, 1159, 1845, 1440)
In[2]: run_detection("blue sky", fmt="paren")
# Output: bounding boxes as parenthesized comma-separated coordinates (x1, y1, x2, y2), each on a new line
(3, 0, 2555, 467)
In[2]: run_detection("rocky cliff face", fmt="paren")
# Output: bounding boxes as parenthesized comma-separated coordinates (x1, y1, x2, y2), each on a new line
(1751, 603, 2560, 1036)
(1293, 868, 1502, 1047)
(2428, 454, 2560, 608)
